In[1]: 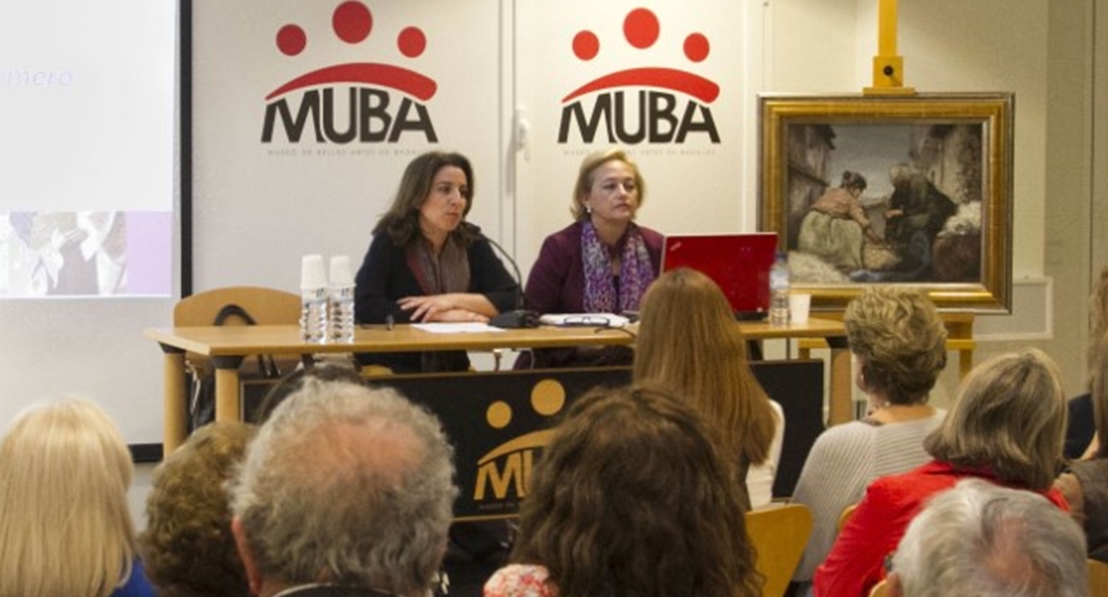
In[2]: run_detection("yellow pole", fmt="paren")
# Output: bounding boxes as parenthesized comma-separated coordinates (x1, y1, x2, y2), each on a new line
(865, 0, 914, 95)
(878, 0, 897, 56)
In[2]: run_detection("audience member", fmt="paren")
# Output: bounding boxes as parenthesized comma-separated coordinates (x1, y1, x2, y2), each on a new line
(254, 362, 366, 423)
(140, 422, 257, 597)
(814, 348, 1070, 597)
(354, 150, 518, 373)
(791, 286, 948, 583)
(484, 384, 762, 597)
(888, 478, 1087, 597)
(1066, 264, 1108, 458)
(229, 378, 457, 597)
(519, 147, 662, 368)
(0, 399, 156, 597)
(633, 268, 779, 508)
(1055, 328, 1108, 562)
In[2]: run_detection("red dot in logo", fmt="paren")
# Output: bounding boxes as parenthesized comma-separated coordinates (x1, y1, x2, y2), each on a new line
(573, 30, 600, 60)
(276, 25, 307, 56)
(398, 27, 426, 58)
(624, 8, 659, 49)
(333, 1, 372, 44)
(684, 33, 709, 62)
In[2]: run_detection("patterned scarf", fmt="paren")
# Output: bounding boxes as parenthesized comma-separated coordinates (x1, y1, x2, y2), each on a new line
(407, 233, 471, 296)
(581, 220, 655, 313)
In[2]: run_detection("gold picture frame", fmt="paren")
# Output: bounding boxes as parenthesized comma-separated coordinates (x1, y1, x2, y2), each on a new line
(758, 93, 1014, 313)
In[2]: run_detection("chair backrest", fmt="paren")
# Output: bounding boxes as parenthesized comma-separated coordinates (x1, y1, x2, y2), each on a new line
(1090, 559, 1108, 597)
(838, 502, 859, 533)
(174, 286, 301, 326)
(868, 579, 889, 597)
(746, 503, 814, 597)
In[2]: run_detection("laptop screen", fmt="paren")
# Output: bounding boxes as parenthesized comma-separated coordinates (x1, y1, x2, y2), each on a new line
(659, 232, 779, 318)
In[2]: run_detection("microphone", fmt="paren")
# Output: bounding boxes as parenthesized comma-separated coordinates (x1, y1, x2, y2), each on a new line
(466, 223, 539, 329)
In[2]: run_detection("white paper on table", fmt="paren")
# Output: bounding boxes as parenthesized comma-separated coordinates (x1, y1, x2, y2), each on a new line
(411, 323, 505, 333)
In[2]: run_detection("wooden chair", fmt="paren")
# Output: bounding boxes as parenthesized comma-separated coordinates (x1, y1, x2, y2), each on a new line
(746, 503, 813, 597)
(1090, 559, 1108, 597)
(868, 579, 889, 597)
(838, 502, 859, 532)
(174, 286, 304, 423)
(174, 285, 301, 326)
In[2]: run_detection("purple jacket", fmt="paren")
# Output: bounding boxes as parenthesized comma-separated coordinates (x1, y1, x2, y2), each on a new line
(523, 221, 663, 314)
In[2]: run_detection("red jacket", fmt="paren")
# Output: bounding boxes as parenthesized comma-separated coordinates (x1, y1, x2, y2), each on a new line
(813, 460, 1069, 597)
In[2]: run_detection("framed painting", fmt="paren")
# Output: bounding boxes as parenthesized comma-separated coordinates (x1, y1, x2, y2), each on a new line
(758, 93, 1014, 313)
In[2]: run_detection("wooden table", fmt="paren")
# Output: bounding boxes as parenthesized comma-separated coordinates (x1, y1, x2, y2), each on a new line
(147, 318, 849, 452)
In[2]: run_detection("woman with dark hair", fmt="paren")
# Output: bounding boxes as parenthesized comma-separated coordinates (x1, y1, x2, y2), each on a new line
(354, 151, 518, 373)
(814, 348, 1070, 597)
(484, 384, 762, 597)
(797, 170, 882, 272)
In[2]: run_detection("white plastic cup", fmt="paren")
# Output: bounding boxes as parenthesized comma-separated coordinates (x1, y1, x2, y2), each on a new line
(329, 255, 354, 286)
(300, 254, 328, 289)
(789, 293, 812, 324)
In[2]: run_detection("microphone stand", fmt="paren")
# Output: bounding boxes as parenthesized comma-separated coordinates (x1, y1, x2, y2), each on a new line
(474, 226, 539, 329)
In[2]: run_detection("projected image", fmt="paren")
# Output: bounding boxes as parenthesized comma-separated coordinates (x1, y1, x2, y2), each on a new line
(0, 211, 171, 297)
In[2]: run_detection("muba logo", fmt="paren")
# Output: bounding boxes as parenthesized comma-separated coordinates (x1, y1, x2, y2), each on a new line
(262, 1, 438, 144)
(559, 8, 721, 145)
(472, 380, 566, 502)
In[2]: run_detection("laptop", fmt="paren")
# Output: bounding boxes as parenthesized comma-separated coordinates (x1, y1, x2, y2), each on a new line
(659, 232, 779, 320)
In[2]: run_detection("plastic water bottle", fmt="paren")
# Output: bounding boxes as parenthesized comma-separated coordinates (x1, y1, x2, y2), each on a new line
(300, 254, 329, 343)
(328, 255, 356, 344)
(769, 251, 790, 327)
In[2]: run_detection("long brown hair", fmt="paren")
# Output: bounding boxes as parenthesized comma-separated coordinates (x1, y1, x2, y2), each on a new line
(372, 151, 477, 247)
(512, 384, 762, 597)
(633, 268, 776, 465)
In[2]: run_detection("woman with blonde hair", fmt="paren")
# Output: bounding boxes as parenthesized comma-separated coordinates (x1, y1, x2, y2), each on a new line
(484, 384, 762, 597)
(791, 286, 948, 586)
(0, 399, 155, 597)
(519, 148, 663, 368)
(814, 348, 1070, 597)
(632, 267, 779, 508)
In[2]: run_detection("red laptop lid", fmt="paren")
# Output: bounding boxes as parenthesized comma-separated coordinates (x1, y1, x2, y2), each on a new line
(660, 233, 779, 317)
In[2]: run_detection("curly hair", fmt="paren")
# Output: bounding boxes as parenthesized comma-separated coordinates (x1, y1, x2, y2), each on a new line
(372, 151, 478, 247)
(925, 348, 1066, 491)
(634, 268, 776, 465)
(569, 147, 646, 220)
(140, 422, 256, 597)
(230, 379, 457, 596)
(844, 286, 948, 405)
(511, 384, 763, 597)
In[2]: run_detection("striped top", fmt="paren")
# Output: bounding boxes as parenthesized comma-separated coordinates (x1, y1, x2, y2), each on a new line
(790, 410, 946, 582)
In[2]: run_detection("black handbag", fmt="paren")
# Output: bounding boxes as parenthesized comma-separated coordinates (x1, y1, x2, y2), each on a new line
(186, 304, 283, 431)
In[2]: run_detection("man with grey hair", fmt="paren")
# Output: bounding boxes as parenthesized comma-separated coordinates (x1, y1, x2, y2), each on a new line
(230, 378, 457, 597)
(887, 478, 1087, 597)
